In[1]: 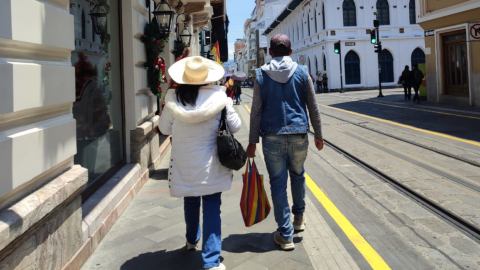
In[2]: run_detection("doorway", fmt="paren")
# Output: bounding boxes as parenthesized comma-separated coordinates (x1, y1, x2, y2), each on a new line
(442, 31, 469, 96)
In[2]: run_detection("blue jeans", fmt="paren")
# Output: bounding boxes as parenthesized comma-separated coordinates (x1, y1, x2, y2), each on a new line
(234, 94, 241, 103)
(184, 193, 222, 268)
(262, 134, 308, 241)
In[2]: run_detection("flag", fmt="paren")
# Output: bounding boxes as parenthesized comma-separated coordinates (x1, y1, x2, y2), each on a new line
(211, 41, 222, 64)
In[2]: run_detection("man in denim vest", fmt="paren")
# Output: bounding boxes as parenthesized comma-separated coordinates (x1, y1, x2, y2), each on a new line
(247, 34, 324, 250)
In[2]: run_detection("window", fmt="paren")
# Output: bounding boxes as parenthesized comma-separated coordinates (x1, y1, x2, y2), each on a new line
(71, 1, 125, 198)
(411, 48, 425, 67)
(314, 9, 318, 33)
(301, 18, 304, 39)
(343, 0, 357, 27)
(81, 10, 86, 39)
(322, 4, 326, 30)
(409, 0, 416, 24)
(315, 56, 319, 75)
(379, 49, 394, 82)
(376, 0, 390, 25)
(92, 23, 96, 42)
(345, 51, 361, 84)
(323, 54, 326, 71)
(307, 13, 311, 36)
(297, 24, 300, 41)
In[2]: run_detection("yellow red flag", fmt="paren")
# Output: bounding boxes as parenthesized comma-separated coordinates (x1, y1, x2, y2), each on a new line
(210, 41, 222, 64)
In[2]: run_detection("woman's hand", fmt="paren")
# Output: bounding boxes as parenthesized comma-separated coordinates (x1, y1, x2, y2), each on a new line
(315, 139, 324, 151)
(247, 143, 256, 158)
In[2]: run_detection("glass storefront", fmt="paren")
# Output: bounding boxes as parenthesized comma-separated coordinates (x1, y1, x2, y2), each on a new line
(69, 0, 124, 187)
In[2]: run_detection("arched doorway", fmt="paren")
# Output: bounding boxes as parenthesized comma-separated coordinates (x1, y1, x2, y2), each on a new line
(345, 51, 361, 84)
(411, 48, 425, 67)
(380, 49, 394, 82)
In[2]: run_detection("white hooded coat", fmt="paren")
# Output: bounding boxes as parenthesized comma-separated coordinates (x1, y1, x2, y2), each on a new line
(159, 85, 242, 197)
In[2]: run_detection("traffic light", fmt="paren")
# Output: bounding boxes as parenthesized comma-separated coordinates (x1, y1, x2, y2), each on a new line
(204, 31, 211, 45)
(370, 29, 377, 44)
(334, 41, 340, 54)
(373, 19, 379, 28)
(374, 43, 382, 54)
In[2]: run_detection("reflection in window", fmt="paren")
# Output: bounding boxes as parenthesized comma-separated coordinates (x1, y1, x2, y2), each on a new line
(376, 0, 390, 25)
(71, 0, 124, 185)
(343, 0, 357, 27)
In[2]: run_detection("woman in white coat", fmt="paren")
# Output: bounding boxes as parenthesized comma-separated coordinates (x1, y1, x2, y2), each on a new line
(159, 56, 241, 270)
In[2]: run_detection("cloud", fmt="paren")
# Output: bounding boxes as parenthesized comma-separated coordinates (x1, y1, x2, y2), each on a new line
(228, 42, 235, 61)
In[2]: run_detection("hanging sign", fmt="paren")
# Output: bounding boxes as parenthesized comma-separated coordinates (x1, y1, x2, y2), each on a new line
(469, 23, 480, 41)
(424, 30, 434, 37)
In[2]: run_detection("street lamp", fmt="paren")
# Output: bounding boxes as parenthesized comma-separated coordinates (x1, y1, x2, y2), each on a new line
(176, 13, 192, 47)
(150, 0, 175, 39)
(89, 0, 109, 36)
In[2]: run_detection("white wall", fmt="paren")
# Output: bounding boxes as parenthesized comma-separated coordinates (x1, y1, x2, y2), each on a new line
(0, 0, 76, 201)
(266, 0, 425, 89)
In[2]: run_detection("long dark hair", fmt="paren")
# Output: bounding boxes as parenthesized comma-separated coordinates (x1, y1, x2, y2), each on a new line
(175, 84, 206, 106)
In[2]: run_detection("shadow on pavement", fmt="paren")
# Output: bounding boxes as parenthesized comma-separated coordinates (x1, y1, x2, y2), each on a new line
(223, 233, 302, 253)
(329, 97, 480, 143)
(120, 248, 205, 270)
(150, 169, 168, 181)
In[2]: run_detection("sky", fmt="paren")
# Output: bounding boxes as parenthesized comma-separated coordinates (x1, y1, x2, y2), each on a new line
(226, 0, 256, 61)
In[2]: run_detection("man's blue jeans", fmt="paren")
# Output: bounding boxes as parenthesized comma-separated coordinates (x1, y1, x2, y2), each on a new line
(184, 192, 222, 269)
(262, 134, 308, 242)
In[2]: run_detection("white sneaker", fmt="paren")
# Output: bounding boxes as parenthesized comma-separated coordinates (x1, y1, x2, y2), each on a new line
(186, 241, 198, 251)
(205, 263, 226, 270)
(293, 216, 306, 231)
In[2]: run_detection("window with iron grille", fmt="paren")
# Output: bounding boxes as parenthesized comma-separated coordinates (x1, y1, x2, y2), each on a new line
(345, 51, 361, 84)
(409, 0, 416, 24)
(380, 49, 394, 82)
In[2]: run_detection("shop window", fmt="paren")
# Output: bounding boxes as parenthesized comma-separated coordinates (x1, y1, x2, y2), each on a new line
(380, 49, 394, 82)
(345, 51, 361, 84)
(411, 48, 425, 67)
(70, 0, 125, 197)
(376, 0, 390, 26)
(442, 31, 469, 96)
(343, 0, 357, 27)
(409, 0, 416, 24)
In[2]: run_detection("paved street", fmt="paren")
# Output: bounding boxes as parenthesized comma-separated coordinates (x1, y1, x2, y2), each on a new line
(81, 88, 480, 270)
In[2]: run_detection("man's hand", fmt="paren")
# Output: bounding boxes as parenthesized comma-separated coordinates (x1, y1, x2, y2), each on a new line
(246, 143, 256, 158)
(314, 139, 324, 151)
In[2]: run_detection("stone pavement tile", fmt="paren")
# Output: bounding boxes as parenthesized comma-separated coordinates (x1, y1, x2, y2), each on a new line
(394, 202, 431, 219)
(449, 236, 480, 255)
(436, 247, 480, 270)
(424, 249, 460, 270)
(126, 205, 169, 220)
(443, 202, 478, 217)
(232, 261, 268, 270)
(416, 217, 457, 234)
(270, 258, 314, 270)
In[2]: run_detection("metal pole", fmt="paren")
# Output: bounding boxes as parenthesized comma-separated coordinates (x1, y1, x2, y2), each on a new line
(339, 40, 344, 93)
(377, 27, 384, 97)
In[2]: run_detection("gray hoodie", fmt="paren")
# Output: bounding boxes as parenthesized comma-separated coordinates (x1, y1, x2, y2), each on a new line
(261, 56, 298, 83)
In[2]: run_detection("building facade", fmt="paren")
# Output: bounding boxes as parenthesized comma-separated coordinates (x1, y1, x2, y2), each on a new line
(0, 0, 225, 269)
(243, 0, 289, 75)
(264, 0, 426, 91)
(416, 0, 480, 106)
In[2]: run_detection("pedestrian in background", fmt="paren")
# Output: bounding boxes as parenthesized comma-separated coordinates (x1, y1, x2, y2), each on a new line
(322, 72, 329, 93)
(233, 80, 242, 105)
(224, 75, 234, 99)
(159, 56, 242, 270)
(316, 71, 323, 93)
(247, 34, 324, 251)
(412, 64, 424, 104)
(400, 65, 414, 100)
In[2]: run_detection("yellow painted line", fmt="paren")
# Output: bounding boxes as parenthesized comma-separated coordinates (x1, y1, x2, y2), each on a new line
(306, 174, 391, 270)
(244, 104, 251, 113)
(244, 102, 389, 269)
(321, 104, 480, 147)
(359, 100, 480, 120)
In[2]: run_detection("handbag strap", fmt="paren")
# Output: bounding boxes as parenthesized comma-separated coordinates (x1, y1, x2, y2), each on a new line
(219, 107, 230, 132)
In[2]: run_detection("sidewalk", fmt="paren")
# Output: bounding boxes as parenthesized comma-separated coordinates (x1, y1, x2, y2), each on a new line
(80, 107, 359, 270)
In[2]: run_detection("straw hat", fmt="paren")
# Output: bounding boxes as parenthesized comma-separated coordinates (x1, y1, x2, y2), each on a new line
(168, 56, 225, 85)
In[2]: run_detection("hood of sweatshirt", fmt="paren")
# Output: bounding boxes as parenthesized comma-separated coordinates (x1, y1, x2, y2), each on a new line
(261, 56, 298, 84)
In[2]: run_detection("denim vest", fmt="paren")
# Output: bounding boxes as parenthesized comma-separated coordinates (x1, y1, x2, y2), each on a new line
(256, 65, 309, 137)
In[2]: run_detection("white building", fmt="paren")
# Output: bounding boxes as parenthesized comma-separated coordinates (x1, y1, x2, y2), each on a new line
(264, 0, 426, 90)
(243, 0, 289, 74)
